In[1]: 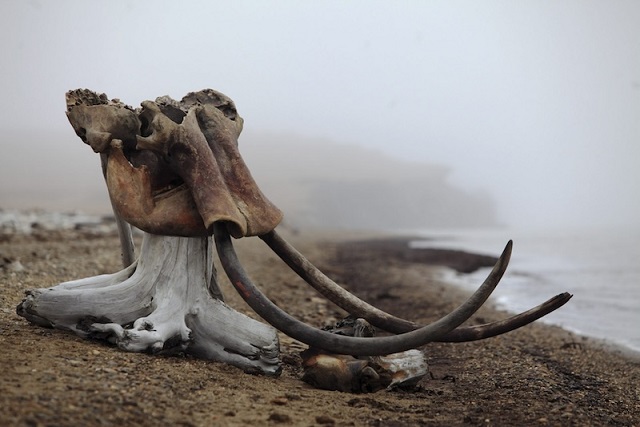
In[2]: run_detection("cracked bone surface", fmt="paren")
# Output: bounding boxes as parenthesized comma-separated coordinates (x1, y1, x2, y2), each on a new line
(301, 319, 430, 393)
(65, 88, 282, 238)
(17, 88, 572, 390)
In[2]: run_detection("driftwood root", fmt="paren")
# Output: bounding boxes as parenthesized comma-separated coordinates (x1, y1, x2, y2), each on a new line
(16, 233, 281, 375)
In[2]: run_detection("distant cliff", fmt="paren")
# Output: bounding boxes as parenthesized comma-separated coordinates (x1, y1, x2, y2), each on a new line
(242, 131, 498, 230)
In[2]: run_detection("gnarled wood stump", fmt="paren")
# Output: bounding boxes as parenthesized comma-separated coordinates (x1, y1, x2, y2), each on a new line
(18, 233, 281, 375)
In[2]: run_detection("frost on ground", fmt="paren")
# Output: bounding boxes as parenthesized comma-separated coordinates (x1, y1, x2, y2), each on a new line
(0, 209, 118, 236)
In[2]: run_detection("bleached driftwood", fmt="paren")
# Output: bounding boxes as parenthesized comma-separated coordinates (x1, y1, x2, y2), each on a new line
(18, 233, 281, 375)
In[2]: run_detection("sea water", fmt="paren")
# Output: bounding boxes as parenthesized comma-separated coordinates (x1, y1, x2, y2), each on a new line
(408, 227, 640, 353)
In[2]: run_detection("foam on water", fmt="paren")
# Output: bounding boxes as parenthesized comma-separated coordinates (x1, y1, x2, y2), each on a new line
(409, 226, 640, 353)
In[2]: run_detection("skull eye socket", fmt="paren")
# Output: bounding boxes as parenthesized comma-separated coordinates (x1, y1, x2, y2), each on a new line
(139, 114, 152, 138)
(217, 103, 238, 121)
(76, 127, 87, 143)
(159, 104, 186, 125)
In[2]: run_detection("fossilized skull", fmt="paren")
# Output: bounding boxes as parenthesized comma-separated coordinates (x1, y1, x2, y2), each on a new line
(55, 88, 572, 391)
(300, 318, 429, 392)
(66, 88, 282, 238)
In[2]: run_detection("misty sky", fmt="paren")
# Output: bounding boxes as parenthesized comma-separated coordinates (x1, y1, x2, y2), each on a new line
(1, 1, 638, 229)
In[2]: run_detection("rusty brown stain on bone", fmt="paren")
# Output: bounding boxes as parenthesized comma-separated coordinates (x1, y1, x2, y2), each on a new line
(65, 88, 282, 238)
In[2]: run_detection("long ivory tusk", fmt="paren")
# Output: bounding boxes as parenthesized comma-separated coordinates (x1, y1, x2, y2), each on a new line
(260, 229, 419, 332)
(214, 222, 509, 356)
(260, 230, 571, 341)
(437, 292, 572, 341)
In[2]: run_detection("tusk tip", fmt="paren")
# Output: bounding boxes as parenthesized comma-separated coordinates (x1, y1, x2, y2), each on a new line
(557, 292, 573, 303)
(497, 240, 513, 268)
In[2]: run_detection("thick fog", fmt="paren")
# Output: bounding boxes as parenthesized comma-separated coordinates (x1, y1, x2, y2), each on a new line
(1, 1, 638, 230)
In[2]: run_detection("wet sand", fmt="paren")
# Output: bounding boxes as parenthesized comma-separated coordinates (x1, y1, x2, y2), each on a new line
(1, 230, 639, 426)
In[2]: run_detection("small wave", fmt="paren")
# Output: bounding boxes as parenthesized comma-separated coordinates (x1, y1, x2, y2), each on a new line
(410, 227, 640, 354)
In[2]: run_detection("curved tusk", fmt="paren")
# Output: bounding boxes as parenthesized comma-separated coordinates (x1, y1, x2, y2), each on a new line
(436, 292, 572, 342)
(214, 223, 508, 356)
(260, 230, 571, 341)
(260, 229, 420, 332)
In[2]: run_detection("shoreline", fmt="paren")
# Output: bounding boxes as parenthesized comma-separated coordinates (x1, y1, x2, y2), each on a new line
(2, 229, 639, 425)
(434, 260, 640, 361)
(406, 226, 640, 359)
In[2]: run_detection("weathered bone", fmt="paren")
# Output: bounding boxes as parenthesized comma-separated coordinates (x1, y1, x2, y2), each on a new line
(66, 88, 283, 238)
(301, 319, 429, 392)
(214, 222, 511, 356)
(260, 229, 572, 340)
(16, 88, 573, 392)
(301, 348, 429, 393)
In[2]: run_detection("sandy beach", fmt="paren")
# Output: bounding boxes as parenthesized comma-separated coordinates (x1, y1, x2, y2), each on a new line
(1, 228, 639, 426)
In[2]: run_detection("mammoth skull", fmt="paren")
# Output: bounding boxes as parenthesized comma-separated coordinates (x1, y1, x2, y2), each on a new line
(66, 88, 282, 238)
(52, 88, 572, 383)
